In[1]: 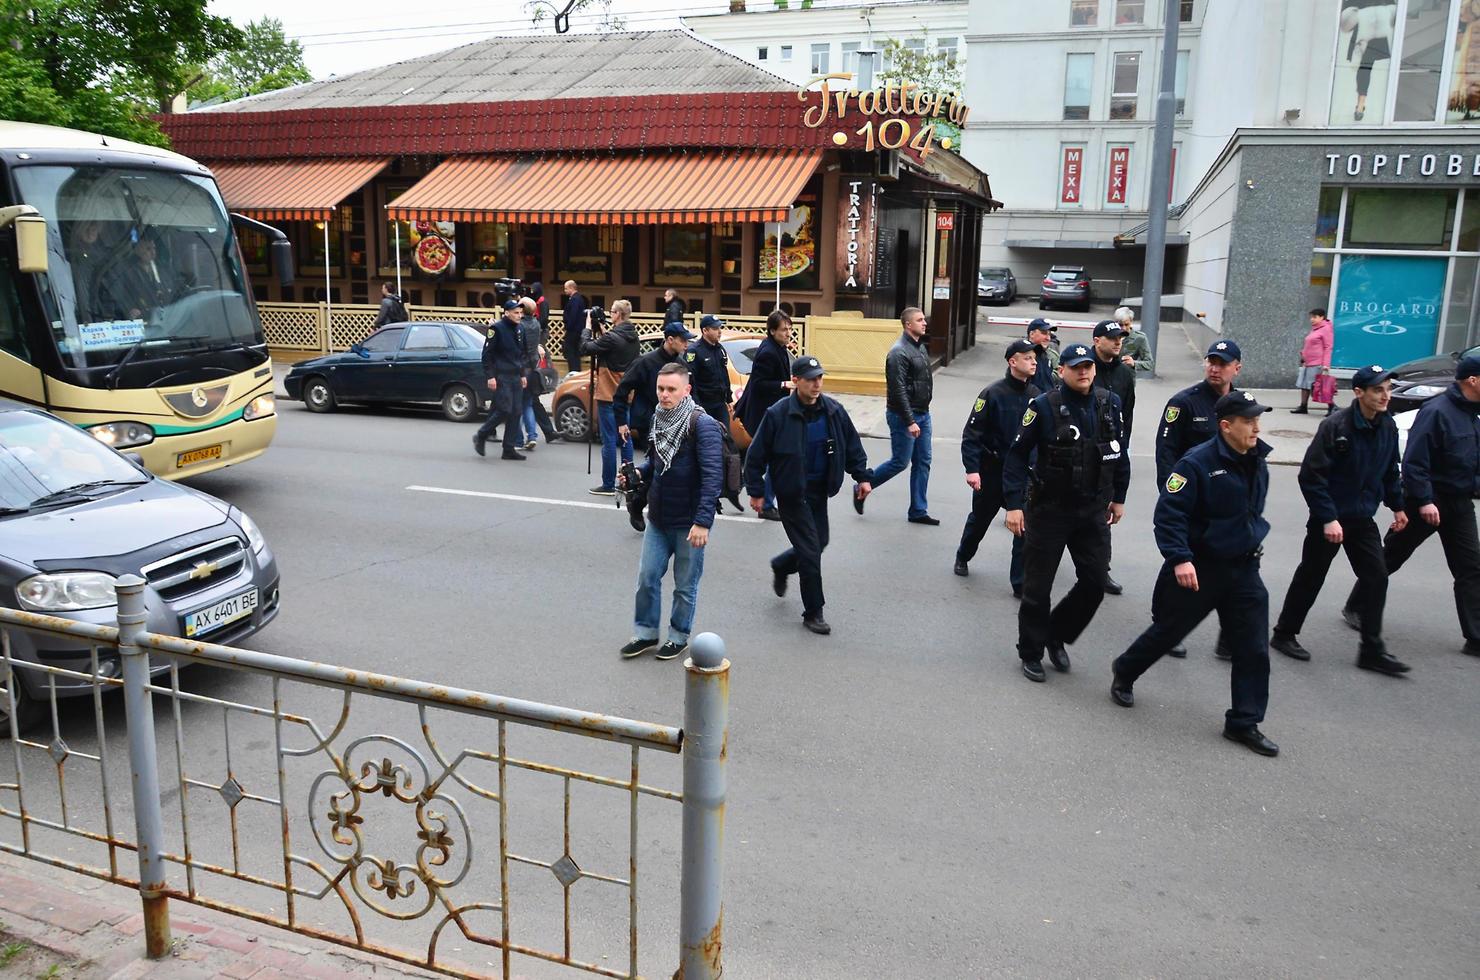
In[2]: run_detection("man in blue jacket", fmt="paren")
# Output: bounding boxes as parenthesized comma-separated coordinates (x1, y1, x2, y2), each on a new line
(618, 363, 724, 663)
(472, 301, 528, 461)
(1111, 391, 1279, 757)
(1272, 365, 1409, 675)
(1343, 354, 1480, 657)
(745, 356, 873, 635)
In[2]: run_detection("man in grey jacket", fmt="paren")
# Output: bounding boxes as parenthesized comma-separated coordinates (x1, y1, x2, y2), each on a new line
(857, 306, 937, 524)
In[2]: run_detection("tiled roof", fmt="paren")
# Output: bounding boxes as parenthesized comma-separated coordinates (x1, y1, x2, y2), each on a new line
(196, 29, 792, 114)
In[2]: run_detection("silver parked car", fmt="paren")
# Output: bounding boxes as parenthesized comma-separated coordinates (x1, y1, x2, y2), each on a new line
(0, 402, 280, 730)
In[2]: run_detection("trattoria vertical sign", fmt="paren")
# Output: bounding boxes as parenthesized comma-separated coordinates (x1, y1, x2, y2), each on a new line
(836, 178, 879, 292)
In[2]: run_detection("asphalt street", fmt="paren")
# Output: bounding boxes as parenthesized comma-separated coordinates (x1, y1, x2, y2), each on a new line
(14, 322, 1480, 978)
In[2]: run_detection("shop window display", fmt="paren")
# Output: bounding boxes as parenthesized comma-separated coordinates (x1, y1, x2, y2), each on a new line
(559, 226, 614, 285)
(466, 222, 511, 277)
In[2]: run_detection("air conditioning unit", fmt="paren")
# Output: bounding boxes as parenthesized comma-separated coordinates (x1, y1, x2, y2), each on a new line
(877, 149, 901, 180)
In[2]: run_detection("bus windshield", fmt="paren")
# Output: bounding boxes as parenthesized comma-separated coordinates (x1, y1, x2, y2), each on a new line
(12, 165, 262, 385)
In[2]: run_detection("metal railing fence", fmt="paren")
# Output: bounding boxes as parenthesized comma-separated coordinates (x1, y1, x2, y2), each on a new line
(0, 577, 728, 979)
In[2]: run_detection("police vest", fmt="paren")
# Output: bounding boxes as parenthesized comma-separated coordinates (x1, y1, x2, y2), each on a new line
(1033, 388, 1121, 504)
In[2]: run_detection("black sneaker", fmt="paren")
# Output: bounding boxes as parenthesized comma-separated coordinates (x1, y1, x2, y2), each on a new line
(619, 638, 658, 659)
(1465, 640, 1480, 657)
(759, 507, 781, 521)
(1047, 641, 1070, 673)
(908, 514, 941, 526)
(852, 485, 865, 515)
(1357, 651, 1410, 676)
(953, 558, 969, 577)
(473, 434, 486, 457)
(1215, 641, 1233, 661)
(803, 613, 831, 635)
(1223, 725, 1279, 757)
(502, 450, 527, 461)
(772, 566, 788, 597)
(655, 640, 687, 661)
(589, 486, 616, 496)
(1110, 676, 1135, 707)
(1021, 659, 1046, 683)
(1167, 643, 1188, 659)
(1270, 633, 1311, 661)
(1103, 574, 1124, 596)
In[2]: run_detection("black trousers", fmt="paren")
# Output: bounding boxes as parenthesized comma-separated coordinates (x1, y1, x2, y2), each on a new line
(956, 462, 1025, 591)
(474, 372, 523, 453)
(1114, 555, 1271, 731)
(1017, 499, 1110, 660)
(773, 488, 831, 616)
(1276, 516, 1386, 651)
(1348, 494, 1480, 643)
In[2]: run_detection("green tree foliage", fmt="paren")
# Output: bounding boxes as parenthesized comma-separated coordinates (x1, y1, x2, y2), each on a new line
(190, 17, 311, 105)
(0, 0, 242, 146)
(877, 36, 964, 152)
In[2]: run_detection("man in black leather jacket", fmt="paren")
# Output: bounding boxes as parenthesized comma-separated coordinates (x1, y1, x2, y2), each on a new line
(858, 306, 936, 524)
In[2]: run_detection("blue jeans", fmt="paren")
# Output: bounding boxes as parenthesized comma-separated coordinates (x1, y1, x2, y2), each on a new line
(633, 524, 706, 645)
(521, 402, 539, 443)
(869, 409, 932, 518)
(597, 402, 633, 491)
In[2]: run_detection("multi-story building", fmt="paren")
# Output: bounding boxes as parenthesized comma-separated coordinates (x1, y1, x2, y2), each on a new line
(683, 0, 967, 90)
(967, 0, 1480, 385)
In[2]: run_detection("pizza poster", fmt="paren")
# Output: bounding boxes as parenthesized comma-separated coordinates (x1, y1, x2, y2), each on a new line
(759, 180, 820, 291)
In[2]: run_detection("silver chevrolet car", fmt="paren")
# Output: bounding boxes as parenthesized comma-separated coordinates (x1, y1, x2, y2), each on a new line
(0, 402, 280, 730)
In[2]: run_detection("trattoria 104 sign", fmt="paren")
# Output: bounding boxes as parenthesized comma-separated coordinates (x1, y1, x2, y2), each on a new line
(800, 73, 968, 159)
(835, 179, 879, 292)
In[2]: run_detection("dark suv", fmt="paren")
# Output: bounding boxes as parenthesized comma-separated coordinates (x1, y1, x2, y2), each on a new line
(1039, 266, 1092, 312)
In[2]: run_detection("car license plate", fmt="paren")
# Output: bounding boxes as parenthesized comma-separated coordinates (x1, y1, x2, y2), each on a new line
(184, 588, 257, 638)
(177, 444, 223, 467)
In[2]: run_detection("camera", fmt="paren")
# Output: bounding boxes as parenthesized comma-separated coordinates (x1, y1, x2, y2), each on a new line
(588, 304, 610, 334)
(492, 277, 527, 305)
(616, 460, 646, 532)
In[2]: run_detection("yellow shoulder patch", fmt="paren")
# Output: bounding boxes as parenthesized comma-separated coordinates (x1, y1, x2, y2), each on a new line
(686, 352, 696, 361)
(1165, 472, 1188, 494)
(974, 397, 986, 413)
(1164, 406, 1181, 424)
(1021, 407, 1037, 426)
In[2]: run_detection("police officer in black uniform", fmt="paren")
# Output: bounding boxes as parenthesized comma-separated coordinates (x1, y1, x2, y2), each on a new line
(1091, 319, 1136, 596)
(954, 339, 1039, 593)
(472, 300, 528, 461)
(1155, 339, 1243, 659)
(686, 314, 733, 427)
(1003, 343, 1130, 682)
(1110, 391, 1279, 758)
(1271, 365, 1410, 675)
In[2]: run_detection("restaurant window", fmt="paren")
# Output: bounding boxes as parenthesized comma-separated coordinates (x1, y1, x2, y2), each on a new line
(780, 44, 792, 61)
(298, 217, 343, 276)
(757, 46, 769, 61)
(937, 37, 959, 67)
(653, 225, 711, 288)
(1070, 0, 1097, 26)
(1174, 50, 1189, 116)
(1180, 0, 1194, 21)
(1064, 53, 1094, 120)
(1115, 0, 1144, 25)
(466, 223, 511, 277)
(757, 179, 821, 292)
(559, 226, 616, 285)
(1110, 52, 1140, 120)
(810, 43, 830, 75)
(237, 225, 269, 276)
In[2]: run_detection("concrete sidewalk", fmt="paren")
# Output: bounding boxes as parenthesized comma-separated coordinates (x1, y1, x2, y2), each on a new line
(0, 851, 440, 979)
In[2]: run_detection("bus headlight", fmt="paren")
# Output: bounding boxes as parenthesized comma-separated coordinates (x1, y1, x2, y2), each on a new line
(243, 394, 275, 420)
(17, 572, 118, 611)
(89, 421, 155, 449)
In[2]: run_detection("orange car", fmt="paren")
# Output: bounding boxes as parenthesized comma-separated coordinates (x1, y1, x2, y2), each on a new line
(550, 333, 762, 449)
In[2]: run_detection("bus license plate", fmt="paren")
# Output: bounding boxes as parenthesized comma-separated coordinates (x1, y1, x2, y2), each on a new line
(184, 588, 258, 638)
(177, 444, 223, 467)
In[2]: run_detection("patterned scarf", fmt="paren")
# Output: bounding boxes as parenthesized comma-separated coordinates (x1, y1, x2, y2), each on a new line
(651, 395, 699, 474)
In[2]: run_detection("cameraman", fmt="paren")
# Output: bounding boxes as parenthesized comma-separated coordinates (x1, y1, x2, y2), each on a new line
(617, 362, 724, 662)
(616, 322, 694, 451)
(581, 299, 640, 495)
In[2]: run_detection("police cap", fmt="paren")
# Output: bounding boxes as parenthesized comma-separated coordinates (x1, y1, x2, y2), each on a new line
(1027, 317, 1054, 337)
(1456, 352, 1480, 380)
(502, 300, 520, 311)
(1351, 364, 1394, 389)
(1214, 390, 1269, 419)
(792, 355, 825, 379)
(700, 314, 726, 331)
(1060, 344, 1095, 367)
(663, 322, 696, 340)
(1004, 339, 1037, 359)
(1206, 339, 1242, 362)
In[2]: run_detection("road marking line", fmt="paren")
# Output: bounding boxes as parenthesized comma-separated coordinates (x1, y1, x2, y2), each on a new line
(406, 485, 765, 524)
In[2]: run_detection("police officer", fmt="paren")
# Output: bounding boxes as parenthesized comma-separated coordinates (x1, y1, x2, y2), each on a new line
(954, 339, 1039, 593)
(1110, 391, 1279, 758)
(1091, 319, 1136, 596)
(1026, 318, 1059, 393)
(472, 300, 528, 461)
(1002, 343, 1129, 682)
(1343, 353, 1480, 657)
(1271, 365, 1409, 675)
(1155, 339, 1243, 659)
(686, 314, 733, 427)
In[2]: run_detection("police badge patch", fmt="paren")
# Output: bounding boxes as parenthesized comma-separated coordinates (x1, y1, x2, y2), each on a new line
(487, 328, 496, 338)
(1164, 406, 1181, 423)
(1165, 472, 1188, 493)
(974, 398, 986, 413)
(1021, 407, 1037, 426)
(686, 352, 696, 361)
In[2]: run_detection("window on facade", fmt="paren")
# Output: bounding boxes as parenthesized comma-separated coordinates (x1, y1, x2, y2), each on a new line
(558, 226, 613, 285)
(1450, 3, 1480, 122)
(1110, 52, 1139, 119)
(237, 226, 269, 275)
(1115, 0, 1144, 25)
(654, 225, 710, 287)
(1344, 188, 1455, 250)
(299, 218, 342, 276)
(810, 43, 829, 75)
(905, 37, 926, 59)
(938, 37, 959, 67)
(1180, 0, 1194, 21)
(1064, 53, 1093, 120)
(757, 46, 768, 61)
(1174, 50, 1189, 116)
(1070, 0, 1097, 26)
(467, 223, 511, 276)
(841, 41, 860, 76)
(780, 44, 792, 61)
(1314, 186, 1342, 249)
(1394, 0, 1448, 122)
(1460, 188, 1480, 251)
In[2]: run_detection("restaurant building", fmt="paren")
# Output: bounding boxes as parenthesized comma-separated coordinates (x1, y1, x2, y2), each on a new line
(159, 29, 998, 365)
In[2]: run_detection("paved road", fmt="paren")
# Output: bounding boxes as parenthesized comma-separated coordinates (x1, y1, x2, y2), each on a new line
(15, 325, 1480, 978)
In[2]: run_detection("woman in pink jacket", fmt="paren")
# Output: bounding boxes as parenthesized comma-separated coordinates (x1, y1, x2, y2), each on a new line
(1294, 307, 1335, 415)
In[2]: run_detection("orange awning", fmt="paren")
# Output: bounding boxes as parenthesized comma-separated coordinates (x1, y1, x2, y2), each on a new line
(209, 157, 391, 221)
(385, 150, 822, 225)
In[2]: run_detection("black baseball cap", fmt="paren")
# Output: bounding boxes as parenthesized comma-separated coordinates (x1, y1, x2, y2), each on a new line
(1456, 353, 1480, 380)
(1214, 390, 1269, 418)
(1027, 317, 1053, 335)
(1005, 339, 1037, 359)
(792, 355, 825, 379)
(663, 322, 695, 340)
(700, 314, 726, 330)
(1060, 344, 1095, 367)
(1206, 339, 1242, 362)
(1351, 364, 1394, 389)
(1092, 319, 1125, 338)
(502, 300, 520, 311)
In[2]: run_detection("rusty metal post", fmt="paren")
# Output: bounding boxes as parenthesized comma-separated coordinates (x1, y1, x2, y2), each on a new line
(116, 575, 171, 958)
(677, 632, 728, 979)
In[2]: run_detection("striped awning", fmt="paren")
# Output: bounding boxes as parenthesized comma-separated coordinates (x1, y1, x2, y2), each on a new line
(385, 150, 822, 225)
(209, 157, 392, 221)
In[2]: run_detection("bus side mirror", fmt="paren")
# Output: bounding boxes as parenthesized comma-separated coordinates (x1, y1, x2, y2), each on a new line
(15, 215, 47, 274)
(271, 239, 293, 289)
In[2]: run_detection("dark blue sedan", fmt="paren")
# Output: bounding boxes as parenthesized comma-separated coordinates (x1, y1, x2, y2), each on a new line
(283, 321, 495, 423)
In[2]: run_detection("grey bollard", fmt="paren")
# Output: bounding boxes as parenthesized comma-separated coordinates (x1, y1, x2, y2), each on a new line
(677, 632, 728, 978)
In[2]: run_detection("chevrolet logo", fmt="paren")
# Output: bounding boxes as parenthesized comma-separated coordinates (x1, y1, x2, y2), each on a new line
(188, 560, 219, 581)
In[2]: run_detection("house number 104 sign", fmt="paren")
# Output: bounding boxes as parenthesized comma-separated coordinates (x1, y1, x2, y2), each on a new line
(800, 73, 969, 159)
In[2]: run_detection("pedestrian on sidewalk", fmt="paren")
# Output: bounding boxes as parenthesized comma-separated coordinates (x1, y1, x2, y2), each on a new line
(1110, 391, 1280, 758)
(735, 310, 794, 521)
(1027, 318, 1059, 393)
(615, 322, 692, 452)
(954, 339, 1039, 593)
(561, 280, 588, 372)
(618, 363, 723, 663)
(518, 297, 561, 449)
(1114, 306, 1155, 373)
(373, 282, 408, 327)
(664, 288, 686, 325)
(472, 301, 528, 461)
(1343, 354, 1480, 658)
(1091, 319, 1136, 595)
(857, 306, 935, 523)
(581, 300, 640, 495)
(745, 356, 874, 636)
(686, 314, 744, 513)
(1271, 365, 1410, 676)
(1294, 308, 1335, 415)
(1002, 344, 1129, 682)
